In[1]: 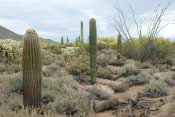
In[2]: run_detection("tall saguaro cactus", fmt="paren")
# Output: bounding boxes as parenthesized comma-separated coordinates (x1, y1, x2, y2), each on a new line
(22, 29, 42, 108)
(61, 36, 64, 44)
(80, 21, 84, 46)
(117, 34, 122, 60)
(89, 18, 97, 85)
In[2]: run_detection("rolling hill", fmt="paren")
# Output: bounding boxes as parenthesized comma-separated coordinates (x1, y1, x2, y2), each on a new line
(0, 25, 22, 40)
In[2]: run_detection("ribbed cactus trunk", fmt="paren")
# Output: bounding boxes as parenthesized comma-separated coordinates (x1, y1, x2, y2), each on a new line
(80, 21, 84, 47)
(22, 29, 42, 108)
(117, 34, 122, 60)
(61, 36, 64, 44)
(89, 18, 97, 85)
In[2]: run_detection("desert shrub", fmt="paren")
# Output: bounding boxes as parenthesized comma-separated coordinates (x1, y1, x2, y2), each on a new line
(108, 83, 129, 92)
(0, 39, 20, 63)
(61, 47, 80, 61)
(144, 80, 168, 98)
(54, 91, 90, 116)
(66, 55, 89, 75)
(9, 73, 22, 93)
(86, 86, 111, 100)
(74, 74, 91, 85)
(50, 44, 64, 54)
(168, 103, 175, 116)
(6, 64, 21, 73)
(97, 54, 108, 67)
(122, 37, 174, 62)
(126, 71, 152, 86)
(44, 75, 79, 94)
(98, 38, 117, 50)
(118, 63, 139, 77)
(43, 64, 60, 77)
(97, 40, 108, 50)
(100, 49, 117, 60)
(97, 67, 113, 79)
(108, 60, 125, 66)
(8, 97, 22, 111)
(137, 61, 153, 69)
(0, 63, 7, 72)
(164, 76, 175, 86)
(94, 98, 119, 112)
(42, 49, 56, 65)
(41, 94, 55, 104)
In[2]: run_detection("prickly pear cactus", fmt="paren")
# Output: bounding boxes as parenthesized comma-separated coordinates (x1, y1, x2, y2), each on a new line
(89, 18, 97, 85)
(22, 29, 42, 108)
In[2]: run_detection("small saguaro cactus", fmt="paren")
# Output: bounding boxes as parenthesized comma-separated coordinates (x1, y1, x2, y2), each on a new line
(67, 36, 69, 44)
(117, 33, 122, 60)
(61, 36, 64, 44)
(80, 21, 84, 46)
(22, 29, 42, 108)
(89, 18, 97, 85)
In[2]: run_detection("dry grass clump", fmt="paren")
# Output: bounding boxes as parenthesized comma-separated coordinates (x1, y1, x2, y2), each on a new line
(42, 64, 60, 77)
(97, 54, 108, 67)
(167, 102, 175, 116)
(108, 60, 125, 66)
(118, 63, 140, 77)
(164, 75, 175, 86)
(73, 74, 91, 85)
(0, 63, 7, 72)
(137, 61, 153, 69)
(86, 85, 112, 100)
(108, 83, 129, 93)
(144, 80, 168, 98)
(66, 55, 89, 75)
(125, 71, 153, 86)
(97, 67, 113, 80)
(94, 97, 119, 112)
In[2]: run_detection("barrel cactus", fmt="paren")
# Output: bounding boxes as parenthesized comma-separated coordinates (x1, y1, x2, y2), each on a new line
(117, 34, 122, 60)
(22, 29, 42, 108)
(89, 18, 97, 85)
(80, 21, 84, 46)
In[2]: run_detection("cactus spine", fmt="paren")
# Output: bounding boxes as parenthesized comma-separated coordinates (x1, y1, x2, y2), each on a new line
(89, 18, 97, 85)
(61, 36, 64, 44)
(117, 34, 122, 60)
(22, 29, 42, 108)
(80, 21, 84, 46)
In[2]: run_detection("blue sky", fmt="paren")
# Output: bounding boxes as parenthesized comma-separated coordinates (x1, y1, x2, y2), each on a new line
(0, 0, 175, 42)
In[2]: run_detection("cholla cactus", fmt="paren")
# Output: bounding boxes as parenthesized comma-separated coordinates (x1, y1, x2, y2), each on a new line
(0, 39, 19, 63)
(22, 29, 42, 108)
(61, 47, 80, 61)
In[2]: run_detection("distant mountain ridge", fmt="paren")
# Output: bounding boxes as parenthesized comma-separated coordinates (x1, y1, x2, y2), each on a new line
(0, 25, 22, 40)
(0, 25, 57, 43)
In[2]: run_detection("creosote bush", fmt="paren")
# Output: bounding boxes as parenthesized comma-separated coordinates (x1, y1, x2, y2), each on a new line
(86, 86, 111, 100)
(144, 80, 168, 98)
(97, 67, 113, 79)
(118, 63, 139, 77)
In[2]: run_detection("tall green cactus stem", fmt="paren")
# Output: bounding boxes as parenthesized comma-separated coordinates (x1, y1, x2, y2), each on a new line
(22, 29, 42, 108)
(67, 36, 69, 44)
(89, 18, 97, 85)
(80, 21, 84, 46)
(61, 36, 64, 44)
(117, 33, 122, 53)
